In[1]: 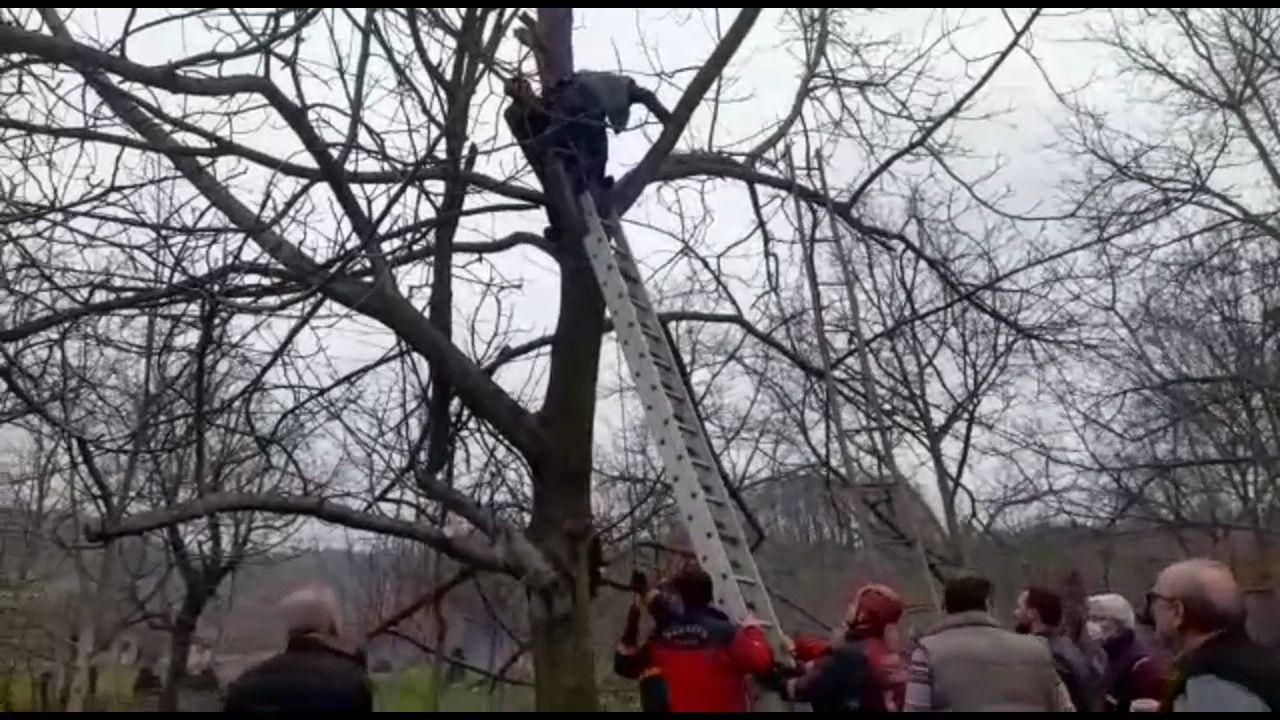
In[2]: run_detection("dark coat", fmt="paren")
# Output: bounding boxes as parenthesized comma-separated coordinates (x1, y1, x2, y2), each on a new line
(1162, 628, 1280, 712)
(1099, 628, 1166, 712)
(1042, 631, 1102, 712)
(223, 635, 372, 713)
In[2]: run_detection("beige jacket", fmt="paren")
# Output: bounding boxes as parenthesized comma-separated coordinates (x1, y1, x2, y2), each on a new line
(906, 610, 1070, 712)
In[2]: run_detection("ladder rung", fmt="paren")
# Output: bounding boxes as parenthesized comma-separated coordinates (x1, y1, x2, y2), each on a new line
(676, 422, 699, 440)
(618, 263, 642, 285)
(689, 456, 714, 472)
(609, 242, 633, 262)
(660, 384, 691, 409)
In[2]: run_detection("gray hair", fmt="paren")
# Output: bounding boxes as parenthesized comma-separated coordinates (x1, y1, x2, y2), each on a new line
(278, 584, 342, 638)
(1087, 593, 1136, 629)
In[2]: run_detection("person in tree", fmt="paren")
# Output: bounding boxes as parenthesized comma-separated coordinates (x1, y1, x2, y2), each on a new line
(773, 583, 908, 712)
(544, 71, 670, 201)
(614, 565, 774, 712)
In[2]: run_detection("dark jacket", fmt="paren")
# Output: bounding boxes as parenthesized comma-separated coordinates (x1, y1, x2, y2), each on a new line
(1041, 631, 1101, 712)
(224, 635, 372, 713)
(786, 632, 904, 712)
(615, 606, 774, 712)
(1162, 628, 1280, 712)
(1100, 628, 1166, 712)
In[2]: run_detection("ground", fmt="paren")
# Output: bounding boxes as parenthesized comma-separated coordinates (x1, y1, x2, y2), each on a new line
(0, 665, 544, 711)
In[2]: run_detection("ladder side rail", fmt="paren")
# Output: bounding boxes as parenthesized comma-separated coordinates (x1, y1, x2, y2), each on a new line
(603, 217, 787, 645)
(817, 170, 944, 611)
(578, 199, 748, 619)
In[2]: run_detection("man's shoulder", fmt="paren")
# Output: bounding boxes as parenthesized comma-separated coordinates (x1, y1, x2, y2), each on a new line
(925, 620, 1052, 662)
(574, 70, 634, 91)
(1178, 675, 1270, 712)
(1046, 634, 1089, 664)
(237, 645, 364, 683)
(654, 608, 737, 647)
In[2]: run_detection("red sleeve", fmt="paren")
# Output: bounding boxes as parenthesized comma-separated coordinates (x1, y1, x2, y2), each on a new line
(1129, 656, 1168, 702)
(729, 625, 775, 675)
(792, 634, 832, 663)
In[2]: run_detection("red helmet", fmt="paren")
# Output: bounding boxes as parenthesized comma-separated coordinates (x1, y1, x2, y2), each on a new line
(847, 583, 904, 632)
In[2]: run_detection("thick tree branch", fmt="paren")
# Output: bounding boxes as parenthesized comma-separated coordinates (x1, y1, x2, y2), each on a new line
(613, 8, 762, 213)
(0, 28, 543, 204)
(84, 492, 531, 580)
(28, 10, 549, 464)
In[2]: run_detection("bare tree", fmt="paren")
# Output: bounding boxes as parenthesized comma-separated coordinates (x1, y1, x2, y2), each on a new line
(1, 7, 1068, 707)
(1025, 7, 1280, 640)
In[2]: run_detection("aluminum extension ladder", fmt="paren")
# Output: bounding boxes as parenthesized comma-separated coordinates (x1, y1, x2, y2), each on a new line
(579, 193, 787, 659)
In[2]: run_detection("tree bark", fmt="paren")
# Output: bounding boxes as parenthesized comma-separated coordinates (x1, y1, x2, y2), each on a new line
(525, 235, 605, 710)
(159, 590, 206, 712)
(510, 9, 604, 709)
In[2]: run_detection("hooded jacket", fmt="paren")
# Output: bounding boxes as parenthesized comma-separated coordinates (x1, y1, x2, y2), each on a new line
(615, 605, 774, 712)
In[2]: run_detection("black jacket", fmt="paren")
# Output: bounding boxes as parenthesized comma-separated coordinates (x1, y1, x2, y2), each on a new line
(224, 636, 373, 712)
(1163, 628, 1280, 712)
(786, 641, 874, 712)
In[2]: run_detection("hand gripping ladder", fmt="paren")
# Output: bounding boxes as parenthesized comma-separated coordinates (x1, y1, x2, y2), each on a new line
(579, 193, 786, 655)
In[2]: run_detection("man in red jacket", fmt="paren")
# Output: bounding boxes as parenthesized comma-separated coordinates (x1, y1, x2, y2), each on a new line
(615, 566, 775, 712)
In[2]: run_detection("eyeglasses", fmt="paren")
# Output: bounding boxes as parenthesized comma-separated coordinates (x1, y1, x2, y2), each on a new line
(1145, 590, 1176, 611)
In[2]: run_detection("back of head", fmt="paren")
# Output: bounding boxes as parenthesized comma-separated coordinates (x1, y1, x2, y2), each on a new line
(943, 575, 993, 615)
(670, 566, 714, 610)
(1161, 558, 1246, 634)
(279, 584, 342, 639)
(1023, 585, 1064, 628)
(1087, 593, 1136, 629)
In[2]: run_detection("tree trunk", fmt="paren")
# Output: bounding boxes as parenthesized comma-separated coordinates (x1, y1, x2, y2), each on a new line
(528, 572, 596, 711)
(67, 544, 117, 712)
(64, 625, 95, 712)
(160, 590, 206, 712)
(525, 207, 605, 711)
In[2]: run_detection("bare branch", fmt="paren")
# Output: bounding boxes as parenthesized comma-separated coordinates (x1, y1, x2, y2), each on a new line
(613, 8, 762, 213)
(85, 492, 523, 579)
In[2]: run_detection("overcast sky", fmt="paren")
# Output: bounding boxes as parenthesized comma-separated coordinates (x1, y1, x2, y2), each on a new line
(2, 8, 1154, 539)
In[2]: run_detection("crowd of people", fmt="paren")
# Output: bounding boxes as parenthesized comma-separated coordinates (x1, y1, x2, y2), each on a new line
(614, 558, 1280, 712)
(211, 557, 1278, 713)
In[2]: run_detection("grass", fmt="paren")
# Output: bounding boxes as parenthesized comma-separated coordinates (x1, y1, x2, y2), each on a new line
(372, 666, 532, 712)
(0, 664, 526, 712)
(0, 666, 136, 711)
